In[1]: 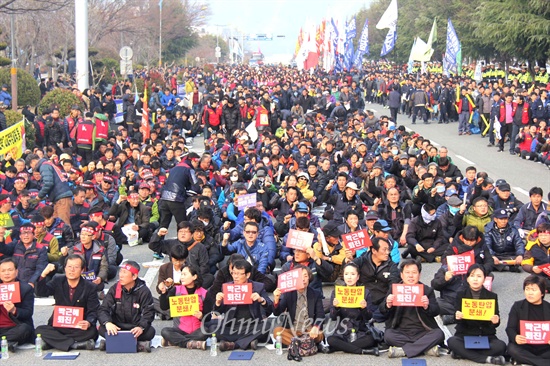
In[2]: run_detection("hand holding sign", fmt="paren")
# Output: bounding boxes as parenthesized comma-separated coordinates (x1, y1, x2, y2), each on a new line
(222, 283, 253, 305)
(392, 284, 424, 307)
(461, 299, 496, 321)
(0, 282, 20, 304)
(447, 250, 475, 275)
(286, 229, 314, 251)
(277, 268, 304, 293)
(341, 229, 371, 252)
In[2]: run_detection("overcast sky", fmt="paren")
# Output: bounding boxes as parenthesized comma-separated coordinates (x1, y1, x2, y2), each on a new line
(206, 0, 373, 59)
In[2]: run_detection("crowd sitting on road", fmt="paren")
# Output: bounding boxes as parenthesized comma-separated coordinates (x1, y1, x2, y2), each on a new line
(0, 63, 548, 365)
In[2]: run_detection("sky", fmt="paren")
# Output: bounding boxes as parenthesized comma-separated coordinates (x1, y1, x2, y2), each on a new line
(206, 0, 373, 62)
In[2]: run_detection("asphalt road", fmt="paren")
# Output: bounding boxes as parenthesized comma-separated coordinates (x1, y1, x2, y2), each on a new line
(7, 110, 546, 365)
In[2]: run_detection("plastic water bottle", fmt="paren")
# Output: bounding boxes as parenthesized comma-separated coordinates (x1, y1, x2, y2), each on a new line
(210, 333, 217, 356)
(349, 329, 357, 343)
(1, 336, 8, 360)
(35, 334, 43, 357)
(275, 332, 283, 355)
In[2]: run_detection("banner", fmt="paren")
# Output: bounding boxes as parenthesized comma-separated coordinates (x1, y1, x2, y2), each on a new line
(0, 282, 20, 304)
(444, 18, 460, 76)
(169, 294, 200, 317)
(335, 286, 364, 308)
(0, 121, 25, 161)
(392, 284, 424, 306)
(277, 268, 304, 293)
(461, 299, 495, 321)
(237, 193, 257, 210)
(141, 82, 150, 143)
(286, 229, 314, 251)
(341, 229, 371, 252)
(53, 306, 84, 328)
(114, 99, 124, 123)
(520, 321, 550, 344)
(223, 283, 252, 305)
(447, 250, 474, 275)
(353, 19, 369, 68)
(81, 270, 96, 281)
(381, 27, 397, 57)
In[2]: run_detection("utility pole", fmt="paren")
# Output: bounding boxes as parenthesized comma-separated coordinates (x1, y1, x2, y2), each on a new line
(10, 13, 17, 110)
(75, 0, 89, 90)
(159, 1, 163, 67)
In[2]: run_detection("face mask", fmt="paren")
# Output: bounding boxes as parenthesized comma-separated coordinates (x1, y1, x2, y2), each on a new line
(391, 149, 398, 155)
(230, 175, 238, 182)
(436, 186, 445, 193)
(262, 158, 270, 165)
(449, 206, 460, 215)
(421, 206, 436, 224)
(199, 219, 209, 227)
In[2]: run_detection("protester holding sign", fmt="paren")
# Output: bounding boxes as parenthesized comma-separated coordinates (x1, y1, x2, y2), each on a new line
(381, 259, 444, 358)
(98, 261, 155, 352)
(327, 262, 379, 355)
(35, 255, 99, 351)
(273, 265, 325, 347)
(522, 223, 550, 289)
(447, 264, 506, 364)
(506, 275, 550, 366)
(313, 222, 346, 282)
(212, 260, 272, 351)
(0, 258, 35, 349)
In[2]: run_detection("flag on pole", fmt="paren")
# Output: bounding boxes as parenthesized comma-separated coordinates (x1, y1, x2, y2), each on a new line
(159, 0, 163, 10)
(352, 19, 369, 69)
(133, 82, 139, 106)
(407, 38, 417, 73)
(346, 17, 357, 40)
(376, 0, 398, 57)
(376, 0, 398, 30)
(344, 41, 354, 70)
(141, 83, 150, 143)
(380, 27, 397, 57)
(423, 18, 437, 60)
(444, 18, 460, 76)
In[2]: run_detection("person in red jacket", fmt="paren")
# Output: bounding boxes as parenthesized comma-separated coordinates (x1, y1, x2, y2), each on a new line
(517, 125, 538, 160)
(203, 98, 222, 139)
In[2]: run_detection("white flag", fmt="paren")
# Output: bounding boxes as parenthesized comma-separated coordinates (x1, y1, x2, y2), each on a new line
(376, 0, 398, 30)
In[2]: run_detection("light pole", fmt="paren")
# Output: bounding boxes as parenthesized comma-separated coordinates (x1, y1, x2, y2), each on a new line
(10, 13, 17, 110)
(75, 0, 89, 90)
(159, 0, 163, 67)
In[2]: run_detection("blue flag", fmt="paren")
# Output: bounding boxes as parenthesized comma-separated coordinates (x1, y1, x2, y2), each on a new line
(344, 41, 354, 70)
(346, 17, 357, 40)
(444, 18, 460, 76)
(353, 19, 369, 68)
(380, 27, 397, 57)
(159, 0, 163, 9)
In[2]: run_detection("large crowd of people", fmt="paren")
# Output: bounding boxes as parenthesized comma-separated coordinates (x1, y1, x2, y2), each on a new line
(0, 62, 548, 364)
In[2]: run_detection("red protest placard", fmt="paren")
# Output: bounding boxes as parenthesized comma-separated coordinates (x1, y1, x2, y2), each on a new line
(447, 250, 475, 275)
(341, 229, 372, 252)
(222, 283, 253, 305)
(286, 229, 314, 251)
(520, 320, 550, 344)
(53, 306, 84, 328)
(392, 284, 424, 307)
(539, 263, 550, 277)
(0, 282, 20, 304)
(277, 268, 304, 293)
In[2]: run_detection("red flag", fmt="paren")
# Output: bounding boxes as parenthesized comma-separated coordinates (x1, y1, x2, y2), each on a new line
(141, 82, 150, 143)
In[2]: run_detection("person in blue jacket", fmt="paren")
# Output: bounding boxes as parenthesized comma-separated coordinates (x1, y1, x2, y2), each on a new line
(221, 221, 270, 274)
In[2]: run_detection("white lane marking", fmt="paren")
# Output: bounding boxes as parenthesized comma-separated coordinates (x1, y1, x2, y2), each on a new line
(143, 266, 160, 289)
(455, 155, 475, 166)
(512, 187, 530, 199)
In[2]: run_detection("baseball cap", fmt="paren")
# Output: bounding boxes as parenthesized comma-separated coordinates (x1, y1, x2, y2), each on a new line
(445, 189, 458, 197)
(322, 221, 342, 238)
(493, 209, 509, 219)
(373, 219, 392, 232)
(447, 196, 462, 206)
(365, 210, 379, 220)
(296, 202, 310, 213)
(499, 183, 511, 192)
(139, 182, 150, 190)
(345, 182, 360, 191)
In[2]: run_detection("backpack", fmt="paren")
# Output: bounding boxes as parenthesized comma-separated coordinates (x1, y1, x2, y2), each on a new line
(287, 334, 317, 362)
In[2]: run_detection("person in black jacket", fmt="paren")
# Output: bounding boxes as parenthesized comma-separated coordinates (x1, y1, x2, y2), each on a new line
(405, 203, 448, 262)
(447, 264, 506, 364)
(35, 255, 99, 351)
(381, 259, 445, 358)
(0, 258, 35, 348)
(97, 261, 155, 352)
(484, 209, 524, 272)
(506, 275, 550, 366)
(221, 98, 239, 139)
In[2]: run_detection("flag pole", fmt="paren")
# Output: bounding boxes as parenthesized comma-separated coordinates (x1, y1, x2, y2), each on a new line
(159, 2, 163, 67)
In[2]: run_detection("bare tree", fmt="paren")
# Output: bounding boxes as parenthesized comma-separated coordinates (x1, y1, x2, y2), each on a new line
(0, 0, 71, 13)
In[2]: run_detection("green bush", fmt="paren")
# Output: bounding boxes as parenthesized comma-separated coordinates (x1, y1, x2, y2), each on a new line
(0, 68, 41, 107)
(3, 110, 36, 150)
(39, 88, 80, 117)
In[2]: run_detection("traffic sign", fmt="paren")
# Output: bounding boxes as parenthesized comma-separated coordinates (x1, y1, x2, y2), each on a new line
(119, 46, 133, 61)
(215, 46, 221, 52)
(120, 60, 133, 75)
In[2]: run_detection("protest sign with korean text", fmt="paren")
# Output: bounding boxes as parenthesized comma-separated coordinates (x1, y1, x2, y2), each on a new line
(169, 294, 200, 317)
(447, 250, 475, 275)
(392, 284, 424, 306)
(461, 299, 496, 321)
(277, 268, 304, 293)
(53, 306, 84, 328)
(539, 263, 550, 277)
(223, 283, 253, 305)
(286, 229, 314, 251)
(0, 282, 20, 304)
(520, 321, 550, 344)
(335, 286, 365, 308)
(341, 229, 371, 252)
(237, 193, 257, 210)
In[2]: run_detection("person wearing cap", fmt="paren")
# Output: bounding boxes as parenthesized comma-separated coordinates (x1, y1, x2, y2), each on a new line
(97, 175, 118, 208)
(98, 261, 155, 352)
(296, 171, 315, 202)
(484, 209, 524, 272)
(405, 203, 447, 263)
(25, 154, 74, 226)
(66, 223, 109, 291)
(0, 258, 35, 350)
(0, 222, 48, 287)
(488, 182, 523, 221)
(109, 191, 152, 243)
(436, 193, 463, 244)
(312, 221, 346, 282)
(36, 254, 99, 351)
(522, 223, 550, 289)
(0, 84, 11, 109)
(368, 219, 401, 264)
(325, 181, 364, 224)
(158, 152, 200, 228)
(31, 214, 61, 264)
